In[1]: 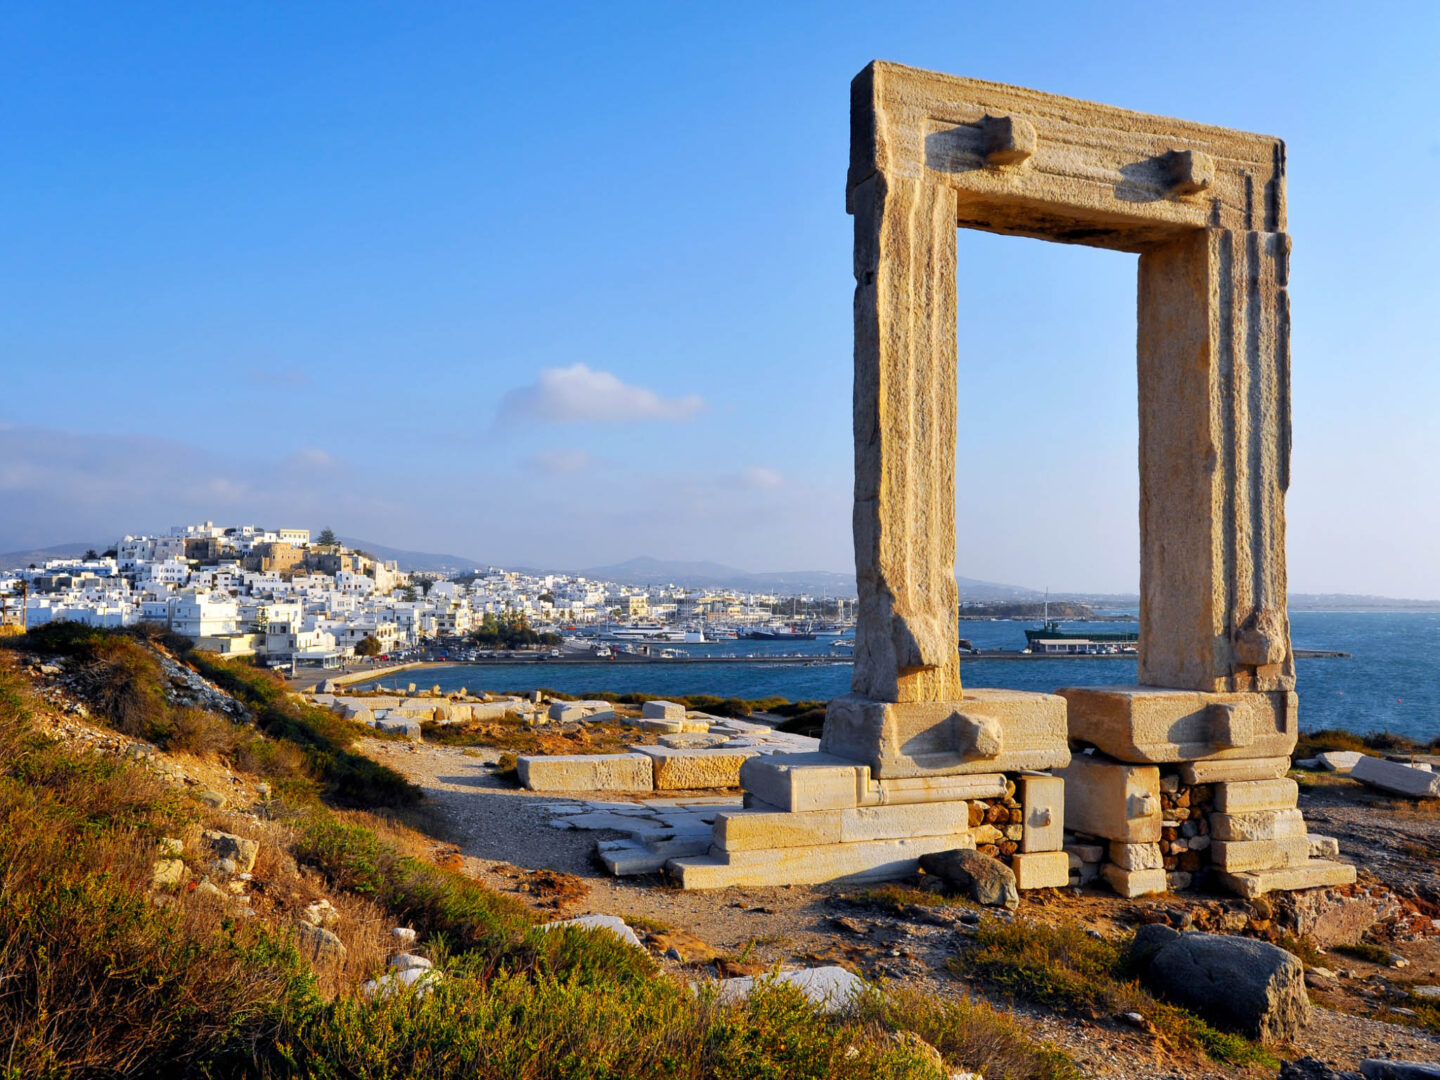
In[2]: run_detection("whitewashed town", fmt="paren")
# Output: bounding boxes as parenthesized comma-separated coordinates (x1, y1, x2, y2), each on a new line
(0, 521, 853, 669)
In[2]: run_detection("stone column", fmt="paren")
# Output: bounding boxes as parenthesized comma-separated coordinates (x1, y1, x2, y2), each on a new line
(1136, 227, 1294, 695)
(849, 171, 962, 705)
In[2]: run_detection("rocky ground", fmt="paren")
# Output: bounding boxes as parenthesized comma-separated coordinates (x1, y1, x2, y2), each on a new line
(17, 643, 1440, 1079)
(363, 735, 1440, 1079)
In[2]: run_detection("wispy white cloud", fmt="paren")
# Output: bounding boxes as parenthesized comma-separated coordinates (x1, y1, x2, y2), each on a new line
(498, 363, 704, 424)
(734, 465, 783, 489)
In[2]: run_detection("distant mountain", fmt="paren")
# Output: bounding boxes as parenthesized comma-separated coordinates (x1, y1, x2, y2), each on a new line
(0, 543, 102, 570)
(1288, 593, 1440, 611)
(338, 538, 484, 575)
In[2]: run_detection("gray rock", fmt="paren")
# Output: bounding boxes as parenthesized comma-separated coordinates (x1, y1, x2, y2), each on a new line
(919, 849, 1019, 910)
(541, 914, 645, 950)
(202, 830, 259, 874)
(296, 922, 348, 969)
(1281, 1058, 1361, 1080)
(151, 858, 186, 889)
(389, 952, 432, 971)
(712, 966, 866, 1013)
(1362, 1062, 1440, 1080)
(1137, 930, 1310, 1042)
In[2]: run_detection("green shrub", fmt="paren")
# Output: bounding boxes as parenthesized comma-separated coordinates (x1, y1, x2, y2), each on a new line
(269, 972, 946, 1080)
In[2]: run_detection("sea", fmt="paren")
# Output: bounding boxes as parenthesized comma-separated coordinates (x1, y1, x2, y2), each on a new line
(349, 611, 1440, 742)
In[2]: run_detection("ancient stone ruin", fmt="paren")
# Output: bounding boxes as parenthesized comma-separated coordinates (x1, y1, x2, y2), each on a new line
(667, 61, 1355, 898)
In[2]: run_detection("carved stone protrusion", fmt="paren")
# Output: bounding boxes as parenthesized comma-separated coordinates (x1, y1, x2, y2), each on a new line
(982, 114, 1037, 167)
(1207, 701, 1255, 750)
(954, 711, 1004, 760)
(1165, 149, 1215, 196)
(1234, 609, 1289, 668)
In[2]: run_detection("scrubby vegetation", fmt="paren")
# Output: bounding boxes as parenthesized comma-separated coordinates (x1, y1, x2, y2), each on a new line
(949, 918, 1276, 1068)
(0, 634, 1080, 1079)
(6, 622, 420, 809)
(1295, 726, 1432, 759)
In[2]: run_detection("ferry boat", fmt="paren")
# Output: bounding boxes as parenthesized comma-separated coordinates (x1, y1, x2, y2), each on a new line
(1023, 622, 1138, 654)
(738, 623, 818, 641)
(607, 625, 706, 643)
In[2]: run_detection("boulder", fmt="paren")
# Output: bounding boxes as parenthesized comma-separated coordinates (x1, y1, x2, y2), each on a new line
(296, 922, 348, 970)
(1280, 1059, 1362, 1080)
(151, 858, 186, 889)
(711, 966, 866, 1013)
(919, 848, 1019, 909)
(389, 952, 432, 971)
(1133, 930, 1310, 1042)
(1317, 751, 1364, 774)
(1361, 1063, 1440, 1080)
(202, 830, 259, 874)
(541, 914, 645, 950)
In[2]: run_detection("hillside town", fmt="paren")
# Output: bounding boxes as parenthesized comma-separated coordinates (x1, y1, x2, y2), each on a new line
(0, 522, 847, 668)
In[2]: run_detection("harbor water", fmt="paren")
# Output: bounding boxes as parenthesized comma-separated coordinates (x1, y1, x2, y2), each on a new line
(351, 611, 1440, 742)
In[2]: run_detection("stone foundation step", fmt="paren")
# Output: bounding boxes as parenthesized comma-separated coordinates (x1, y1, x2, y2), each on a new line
(1217, 858, 1358, 898)
(598, 836, 712, 875)
(669, 833, 973, 889)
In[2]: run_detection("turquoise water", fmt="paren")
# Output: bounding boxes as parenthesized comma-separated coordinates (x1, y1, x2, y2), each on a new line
(353, 612, 1440, 741)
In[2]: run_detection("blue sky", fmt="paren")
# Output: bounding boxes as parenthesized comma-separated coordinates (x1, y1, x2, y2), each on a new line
(2, 3, 1437, 596)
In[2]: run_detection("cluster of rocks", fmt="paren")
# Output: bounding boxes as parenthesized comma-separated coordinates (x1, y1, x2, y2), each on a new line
(1282, 1058, 1440, 1079)
(151, 829, 262, 917)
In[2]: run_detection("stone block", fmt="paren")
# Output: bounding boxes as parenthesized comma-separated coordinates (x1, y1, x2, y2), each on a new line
(1217, 859, 1357, 898)
(864, 772, 1007, 806)
(634, 718, 684, 734)
(1178, 756, 1291, 784)
(634, 746, 757, 790)
(819, 689, 1069, 779)
(1100, 863, 1167, 898)
(1211, 836, 1311, 872)
(1011, 850, 1071, 890)
(376, 718, 422, 738)
(715, 800, 969, 852)
(1065, 841, 1105, 864)
(1057, 754, 1161, 842)
(1109, 841, 1163, 871)
(1213, 778, 1299, 813)
(1061, 687, 1297, 763)
(518, 753, 654, 792)
(670, 834, 973, 889)
(1352, 756, 1440, 798)
(1308, 834, 1340, 858)
(642, 700, 686, 720)
(548, 702, 590, 722)
(1018, 774, 1064, 852)
(1317, 750, 1364, 774)
(739, 753, 868, 812)
(1210, 809, 1306, 842)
